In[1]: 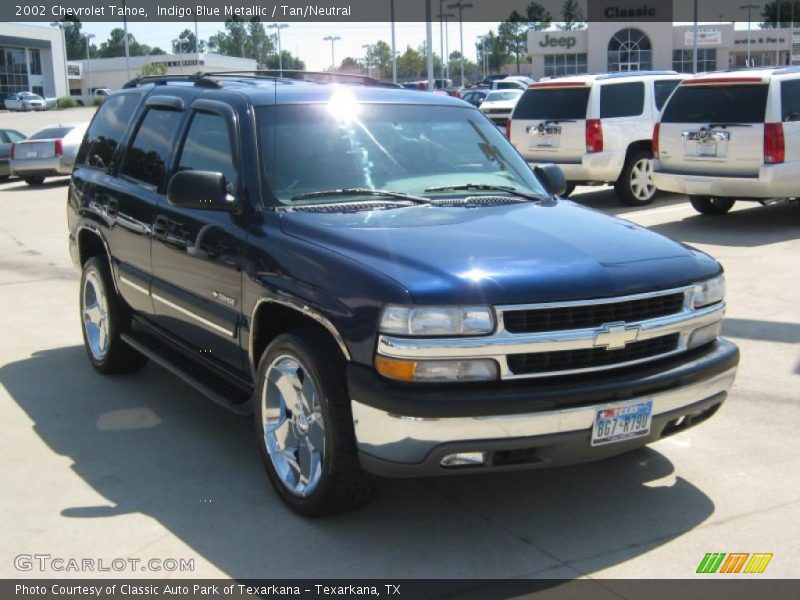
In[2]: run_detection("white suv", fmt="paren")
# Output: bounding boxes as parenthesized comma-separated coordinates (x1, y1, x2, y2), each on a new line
(652, 67, 800, 215)
(508, 71, 686, 205)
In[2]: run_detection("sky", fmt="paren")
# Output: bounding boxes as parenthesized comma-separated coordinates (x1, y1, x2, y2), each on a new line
(31, 21, 504, 69)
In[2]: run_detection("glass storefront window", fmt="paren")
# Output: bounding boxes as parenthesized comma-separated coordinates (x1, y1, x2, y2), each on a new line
(672, 49, 717, 73)
(29, 49, 41, 75)
(0, 46, 30, 95)
(544, 53, 588, 77)
(608, 28, 652, 71)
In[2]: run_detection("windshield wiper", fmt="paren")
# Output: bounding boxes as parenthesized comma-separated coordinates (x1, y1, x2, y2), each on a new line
(423, 183, 546, 202)
(290, 188, 430, 204)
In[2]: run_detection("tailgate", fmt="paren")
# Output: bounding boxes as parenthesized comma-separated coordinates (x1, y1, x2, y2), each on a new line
(509, 85, 590, 163)
(13, 141, 56, 160)
(658, 83, 768, 177)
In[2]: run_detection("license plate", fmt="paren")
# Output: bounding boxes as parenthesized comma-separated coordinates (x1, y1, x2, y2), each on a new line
(25, 150, 38, 158)
(591, 399, 653, 446)
(696, 143, 717, 157)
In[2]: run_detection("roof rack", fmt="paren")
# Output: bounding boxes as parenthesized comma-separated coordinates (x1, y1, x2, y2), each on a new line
(122, 70, 400, 90)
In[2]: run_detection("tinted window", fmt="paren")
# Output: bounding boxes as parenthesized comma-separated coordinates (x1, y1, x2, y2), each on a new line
(76, 92, 142, 169)
(30, 127, 73, 140)
(600, 82, 645, 118)
(661, 85, 768, 123)
(513, 88, 591, 120)
(120, 108, 183, 189)
(6, 130, 25, 142)
(654, 79, 680, 110)
(781, 79, 800, 121)
(177, 112, 237, 184)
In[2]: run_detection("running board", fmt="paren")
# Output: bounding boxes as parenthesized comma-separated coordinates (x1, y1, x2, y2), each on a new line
(121, 332, 253, 416)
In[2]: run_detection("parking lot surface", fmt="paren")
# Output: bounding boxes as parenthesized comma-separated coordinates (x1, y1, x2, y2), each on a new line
(0, 108, 798, 585)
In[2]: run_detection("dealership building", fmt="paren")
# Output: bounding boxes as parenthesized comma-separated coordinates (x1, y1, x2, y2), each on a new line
(0, 23, 68, 99)
(527, 22, 799, 79)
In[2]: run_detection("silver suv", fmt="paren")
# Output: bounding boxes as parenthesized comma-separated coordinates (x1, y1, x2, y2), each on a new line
(508, 71, 686, 205)
(652, 67, 800, 215)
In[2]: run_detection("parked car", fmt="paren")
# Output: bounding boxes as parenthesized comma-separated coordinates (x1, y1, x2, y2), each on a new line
(10, 122, 88, 185)
(652, 67, 800, 215)
(68, 73, 738, 516)
(508, 71, 686, 204)
(4, 92, 47, 112)
(480, 89, 523, 126)
(0, 128, 26, 181)
(458, 88, 489, 107)
(491, 76, 535, 91)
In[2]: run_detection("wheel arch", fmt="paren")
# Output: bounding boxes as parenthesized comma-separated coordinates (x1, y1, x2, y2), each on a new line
(624, 140, 654, 163)
(248, 298, 351, 379)
(77, 226, 109, 267)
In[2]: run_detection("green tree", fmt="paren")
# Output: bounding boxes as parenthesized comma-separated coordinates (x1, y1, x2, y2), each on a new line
(498, 4, 551, 74)
(558, 0, 585, 31)
(149, 47, 167, 56)
(51, 18, 92, 60)
(97, 28, 149, 58)
(339, 57, 363, 71)
(477, 30, 511, 73)
(207, 18, 248, 57)
(366, 41, 393, 78)
(264, 51, 305, 70)
(139, 62, 167, 76)
(171, 29, 205, 54)
(246, 19, 274, 66)
(396, 45, 425, 79)
(759, 1, 798, 28)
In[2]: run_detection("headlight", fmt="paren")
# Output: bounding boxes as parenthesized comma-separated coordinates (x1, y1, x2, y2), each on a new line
(379, 305, 495, 336)
(375, 356, 499, 382)
(692, 275, 725, 309)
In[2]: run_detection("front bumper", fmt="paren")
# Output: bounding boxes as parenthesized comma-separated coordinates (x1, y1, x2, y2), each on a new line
(652, 161, 800, 199)
(10, 156, 71, 177)
(527, 150, 625, 184)
(350, 339, 738, 476)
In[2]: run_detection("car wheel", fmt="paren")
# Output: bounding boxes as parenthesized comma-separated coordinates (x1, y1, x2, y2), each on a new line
(0, 175, 9, 182)
(80, 256, 148, 374)
(255, 329, 378, 516)
(561, 184, 576, 198)
(23, 176, 45, 186)
(689, 196, 735, 216)
(615, 149, 657, 206)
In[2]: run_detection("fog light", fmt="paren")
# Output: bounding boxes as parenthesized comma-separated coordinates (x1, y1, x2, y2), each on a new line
(688, 321, 723, 349)
(441, 452, 486, 468)
(375, 356, 499, 382)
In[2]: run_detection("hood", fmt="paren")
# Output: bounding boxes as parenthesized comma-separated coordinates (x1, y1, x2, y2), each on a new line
(279, 201, 720, 305)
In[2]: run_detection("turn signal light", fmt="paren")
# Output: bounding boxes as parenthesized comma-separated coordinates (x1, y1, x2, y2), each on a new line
(652, 123, 661, 159)
(375, 356, 417, 381)
(586, 119, 603, 153)
(764, 123, 784, 165)
(505, 118, 512, 140)
(54, 139, 63, 157)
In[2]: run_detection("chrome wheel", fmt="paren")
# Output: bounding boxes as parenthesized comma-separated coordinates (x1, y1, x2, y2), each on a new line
(262, 355, 325, 497)
(629, 157, 656, 202)
(82, 270, 110, 360)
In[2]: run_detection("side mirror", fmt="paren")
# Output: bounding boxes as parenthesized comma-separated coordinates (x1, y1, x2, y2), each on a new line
(534, 164, 567, 197)
(476, 97, 484, 106)
(167, 170, 237, 211)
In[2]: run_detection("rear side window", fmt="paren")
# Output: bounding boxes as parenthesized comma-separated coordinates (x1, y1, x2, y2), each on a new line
(654, 80, 681, 110)
(513, 88, 590, 120)
(29, 127, 72, 140)
(6, 130, 25, 142)
(120, 108, 183, 189)
(600, 82, 645, 118)
(661, 85, 768, 123)
(76, 93, 142, 169)
(177, 112, 237, 185)
(780, 79, 800, 122)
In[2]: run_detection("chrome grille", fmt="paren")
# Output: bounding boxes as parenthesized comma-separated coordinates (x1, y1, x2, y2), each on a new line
(503, 293, 685, 334)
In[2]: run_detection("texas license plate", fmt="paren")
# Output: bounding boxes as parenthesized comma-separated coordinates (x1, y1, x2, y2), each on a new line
(591, 399, 653, 446)
(696, 143, 717, 157)
(25, 150, 37, 158)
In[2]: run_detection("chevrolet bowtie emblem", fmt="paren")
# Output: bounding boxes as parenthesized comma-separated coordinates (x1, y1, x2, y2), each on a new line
(594, 323, 640, 350)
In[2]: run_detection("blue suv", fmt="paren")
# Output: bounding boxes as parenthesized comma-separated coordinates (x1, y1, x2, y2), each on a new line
(67, 72, 739, 515)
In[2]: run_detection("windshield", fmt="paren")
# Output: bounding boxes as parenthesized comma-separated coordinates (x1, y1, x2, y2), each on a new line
(29, 127, 72, 140)
(514, 88, 591, 120)
(661, 85, 768, 123)
(257, 102, 548, 205)
(486, 91, 522, 102)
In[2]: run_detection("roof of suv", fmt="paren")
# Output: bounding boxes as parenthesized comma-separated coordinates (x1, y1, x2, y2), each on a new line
(532, 71, 683, 88)
(679, 66, 800, 84)
(124, 72, 470, 108)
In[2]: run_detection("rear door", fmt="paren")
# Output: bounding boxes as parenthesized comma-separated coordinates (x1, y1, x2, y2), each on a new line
(658, 79, 768, 177)
(509, 83, 590, 163)
(779, 78, 800, 164)
(598, 81, 648, 152)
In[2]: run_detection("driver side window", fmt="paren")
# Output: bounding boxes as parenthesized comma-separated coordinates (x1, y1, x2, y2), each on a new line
(177, 111, 237, 186)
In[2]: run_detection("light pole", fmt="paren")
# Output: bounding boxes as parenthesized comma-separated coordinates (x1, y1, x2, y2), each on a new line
(122, 0, 130, 81)
(478, 34, 489, 78)
(50, 22, 70, 97)
(323, 35, 341, 71)
(362, 44, 372, 76)
(741, 4, 760, 67)
(425, 0, 434, 91)
(172, 39, 186, 74)
(437, 12, 454, 84)
(390, 0, 397, 82)
(448, 1, 473, 86)
(268, 24, 289, 73)
(692, 0, 698, 74)
(438, 0, 445, 83)
(83, 33, 94, 94)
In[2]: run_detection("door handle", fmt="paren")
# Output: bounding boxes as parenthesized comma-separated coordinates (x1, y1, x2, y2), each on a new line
(152, 215, 169, 239)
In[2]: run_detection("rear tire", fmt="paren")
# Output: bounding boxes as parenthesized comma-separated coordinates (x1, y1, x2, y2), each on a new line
(80, 256, 148, 375)
(254, 329, 378, 516)
(689, 196, 735, 215)
(615, 149, 657, 206)
(24, 176, 45, 186)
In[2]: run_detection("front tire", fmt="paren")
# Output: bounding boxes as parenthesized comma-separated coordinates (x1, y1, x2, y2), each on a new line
(24, 176, 45, 186)
(80, 256, 148, 374)
(689, 196, 735, 215)
(615, 149, 657, 206)
(254, 329, 378, 516)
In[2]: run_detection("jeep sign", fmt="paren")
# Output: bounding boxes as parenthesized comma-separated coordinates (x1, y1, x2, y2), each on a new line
(539, 34, 577, 49)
